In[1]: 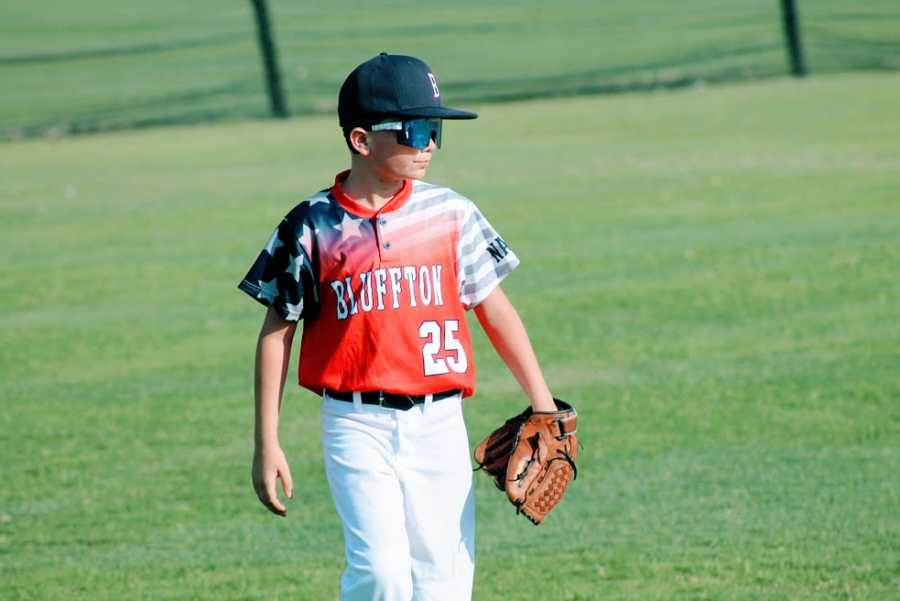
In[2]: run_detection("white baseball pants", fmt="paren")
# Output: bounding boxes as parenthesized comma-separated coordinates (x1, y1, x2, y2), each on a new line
(320, 392, 476, 601)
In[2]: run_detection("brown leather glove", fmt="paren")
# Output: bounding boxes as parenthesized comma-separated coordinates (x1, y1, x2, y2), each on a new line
(474, 399, 579, 525)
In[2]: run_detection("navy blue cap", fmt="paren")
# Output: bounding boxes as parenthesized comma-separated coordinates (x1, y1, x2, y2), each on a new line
(339, 53, 477, 128)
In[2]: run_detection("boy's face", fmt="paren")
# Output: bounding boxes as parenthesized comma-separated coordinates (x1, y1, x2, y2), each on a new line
(355, 127, 436, 182)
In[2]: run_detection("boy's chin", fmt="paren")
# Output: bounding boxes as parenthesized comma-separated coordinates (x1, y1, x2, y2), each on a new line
(409, 163, 430, 178)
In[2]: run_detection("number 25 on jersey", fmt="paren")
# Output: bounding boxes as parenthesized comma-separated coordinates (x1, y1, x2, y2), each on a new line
(419, 320, 468, 376)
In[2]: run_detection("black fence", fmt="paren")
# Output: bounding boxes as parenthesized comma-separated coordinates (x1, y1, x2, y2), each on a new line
(1, 0, 897, 139)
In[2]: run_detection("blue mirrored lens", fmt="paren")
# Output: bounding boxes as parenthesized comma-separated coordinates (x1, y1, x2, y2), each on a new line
(400, 119, 441, 149)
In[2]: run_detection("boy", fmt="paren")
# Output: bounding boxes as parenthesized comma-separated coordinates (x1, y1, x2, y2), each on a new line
(238, 53, 557, 601)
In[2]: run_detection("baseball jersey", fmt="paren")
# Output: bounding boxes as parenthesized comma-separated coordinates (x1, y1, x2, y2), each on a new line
(238, 170, 519, 398)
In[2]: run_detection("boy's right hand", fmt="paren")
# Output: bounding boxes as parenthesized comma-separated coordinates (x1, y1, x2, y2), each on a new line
(252, 443, 294, 517)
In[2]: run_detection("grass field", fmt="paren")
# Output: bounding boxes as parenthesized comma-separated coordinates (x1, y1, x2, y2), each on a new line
(2, 72, 899, 600)
(2, 0, 900, 137)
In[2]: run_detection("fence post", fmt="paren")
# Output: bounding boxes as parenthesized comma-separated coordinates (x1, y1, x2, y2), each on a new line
(250, 0, 289, 118)
(779, 0, 807, 76)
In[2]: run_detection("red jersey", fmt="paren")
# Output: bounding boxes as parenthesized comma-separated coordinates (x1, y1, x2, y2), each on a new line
(239, 171, 519, 398)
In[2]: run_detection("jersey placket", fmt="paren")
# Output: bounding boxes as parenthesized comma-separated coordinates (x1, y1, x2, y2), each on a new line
(373, 213, 397, 264)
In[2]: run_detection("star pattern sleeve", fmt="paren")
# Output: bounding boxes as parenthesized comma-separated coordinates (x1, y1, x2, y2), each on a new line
(238, 206, 318, 322)
(456, 199, 520, 309)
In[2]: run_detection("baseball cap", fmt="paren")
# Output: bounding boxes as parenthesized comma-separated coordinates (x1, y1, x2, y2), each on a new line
(338, 53, 477, 128)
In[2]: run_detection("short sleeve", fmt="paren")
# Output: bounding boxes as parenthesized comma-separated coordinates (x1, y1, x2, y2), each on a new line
(456, 200, 520, 309)
(237, 208, 318, 322)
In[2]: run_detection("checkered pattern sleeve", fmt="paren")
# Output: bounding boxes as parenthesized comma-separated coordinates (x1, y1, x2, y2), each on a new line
(238, 206, 318, 322)
(456, 199, 520, 309)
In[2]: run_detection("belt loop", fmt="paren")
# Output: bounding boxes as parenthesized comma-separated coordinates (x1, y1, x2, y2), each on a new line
(352, 391, 362, 411)
(424, 393, 434, 411)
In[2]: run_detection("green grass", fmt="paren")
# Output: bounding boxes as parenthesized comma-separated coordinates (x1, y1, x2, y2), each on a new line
(2, 0, 899, 137)
(1, 72, 899, 600)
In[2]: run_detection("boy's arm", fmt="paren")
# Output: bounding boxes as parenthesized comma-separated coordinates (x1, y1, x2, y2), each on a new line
(251, 306, 297, 517)
(473, 285, 557, 412)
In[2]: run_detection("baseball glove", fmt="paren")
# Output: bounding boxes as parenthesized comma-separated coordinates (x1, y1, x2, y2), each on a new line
(473, 399, 578, 525)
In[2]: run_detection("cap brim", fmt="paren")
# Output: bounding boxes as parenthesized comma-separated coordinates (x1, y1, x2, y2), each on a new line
(390, 106, 478, 120)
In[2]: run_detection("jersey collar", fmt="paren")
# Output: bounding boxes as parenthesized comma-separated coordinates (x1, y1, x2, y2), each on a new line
(330, 170, 413, 218)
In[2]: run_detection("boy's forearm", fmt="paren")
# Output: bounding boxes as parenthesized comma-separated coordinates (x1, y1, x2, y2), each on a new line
(254, 310, 296, 447)
(474, 286, 556, 411)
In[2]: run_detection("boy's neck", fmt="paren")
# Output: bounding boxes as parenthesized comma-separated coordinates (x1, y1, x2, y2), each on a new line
(341, 164, 405, 212)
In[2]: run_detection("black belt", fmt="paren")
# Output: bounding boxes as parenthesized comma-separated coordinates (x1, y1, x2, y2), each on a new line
(325, 389, 460, 410)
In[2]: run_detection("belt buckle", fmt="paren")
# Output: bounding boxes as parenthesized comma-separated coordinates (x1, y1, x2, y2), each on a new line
(377, 390, 417, 410)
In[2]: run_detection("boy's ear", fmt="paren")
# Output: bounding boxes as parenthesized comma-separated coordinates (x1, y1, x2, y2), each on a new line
(349, 127, 370, 156)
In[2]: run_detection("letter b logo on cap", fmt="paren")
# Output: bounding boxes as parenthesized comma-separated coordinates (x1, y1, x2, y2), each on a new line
(427, 73, 440, 98)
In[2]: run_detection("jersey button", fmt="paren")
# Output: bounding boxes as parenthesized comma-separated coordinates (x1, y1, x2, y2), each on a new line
(383, 242, 392, 249)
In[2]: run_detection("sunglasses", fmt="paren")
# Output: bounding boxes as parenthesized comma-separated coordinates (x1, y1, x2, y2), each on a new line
(370, 119, 442, 149)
